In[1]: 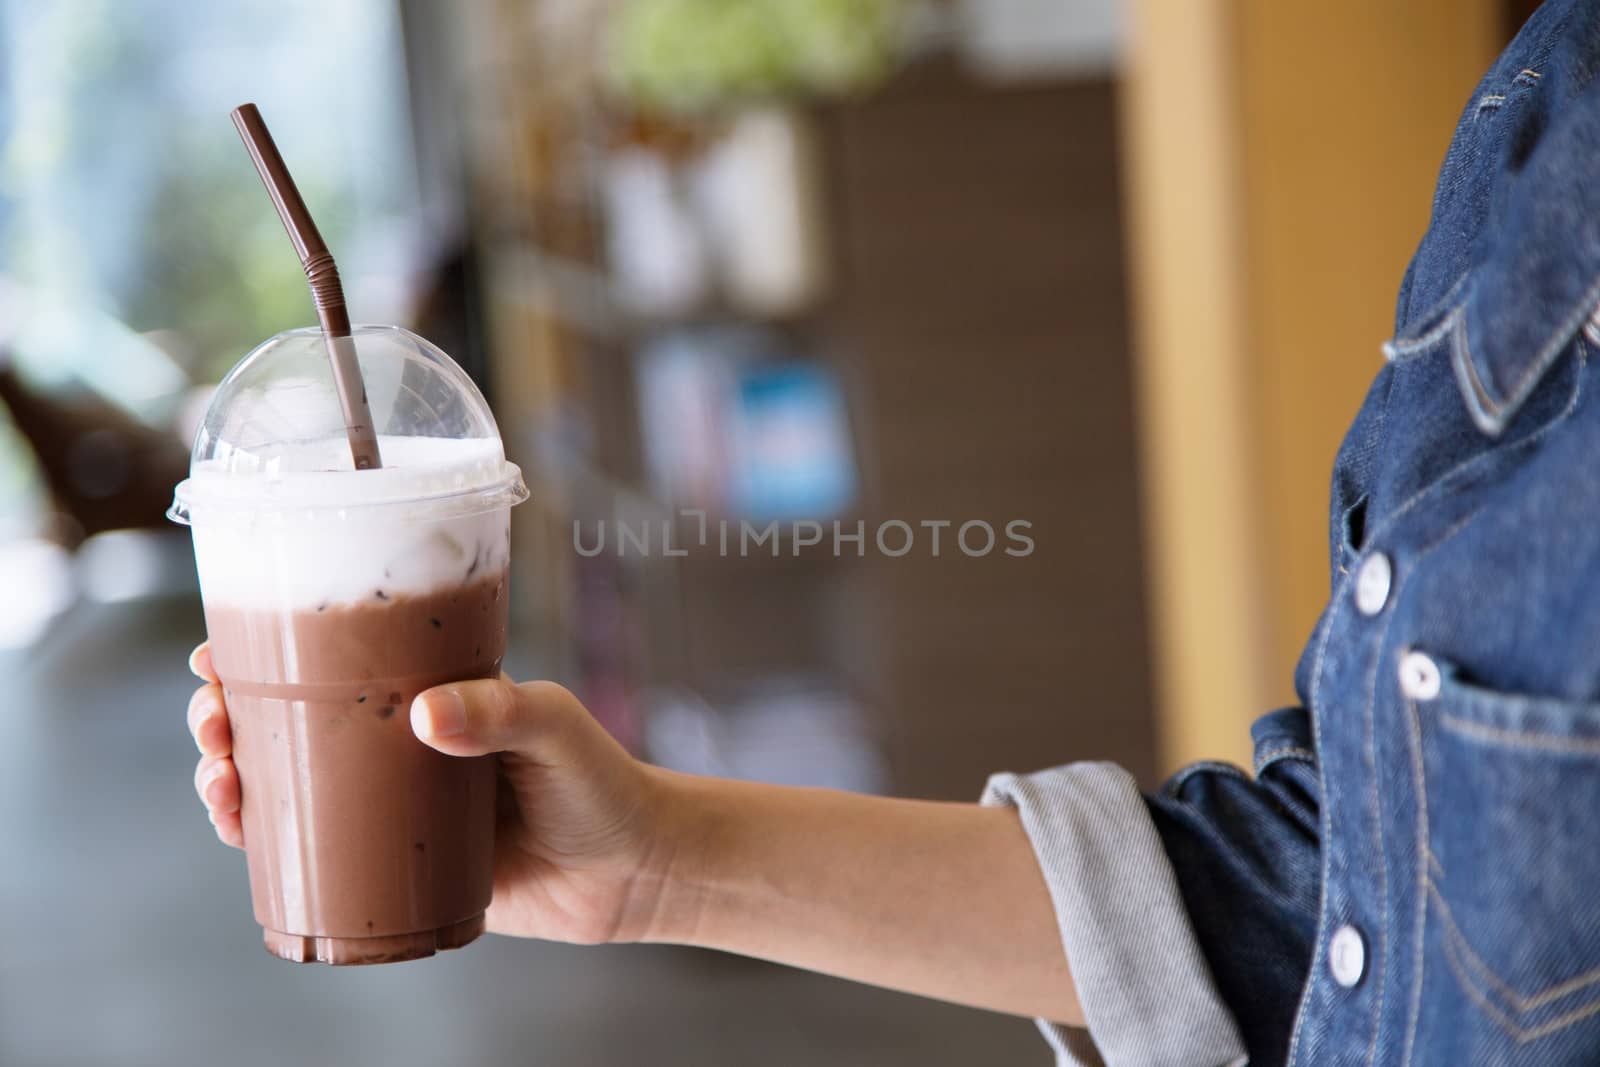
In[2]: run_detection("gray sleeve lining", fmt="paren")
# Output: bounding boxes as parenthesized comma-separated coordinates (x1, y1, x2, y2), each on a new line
(982, 762, 1248, 1067)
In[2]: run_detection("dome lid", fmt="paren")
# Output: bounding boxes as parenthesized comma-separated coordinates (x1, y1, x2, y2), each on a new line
(170, 324, 527, 524)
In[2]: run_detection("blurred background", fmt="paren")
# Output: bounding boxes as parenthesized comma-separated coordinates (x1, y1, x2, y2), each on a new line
(0, 1, 1529, 1064)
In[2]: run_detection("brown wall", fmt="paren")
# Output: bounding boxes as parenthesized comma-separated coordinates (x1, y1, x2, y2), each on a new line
(820, 65, 1158, 797)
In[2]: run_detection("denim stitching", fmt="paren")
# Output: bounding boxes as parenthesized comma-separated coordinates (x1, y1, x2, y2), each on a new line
(1439, 927, 1523, 1038)
(1391, 509, 1490, 1065)
(1366, 337, 1584, 558)
(1402, 693, 1430, 1066)
(1362, 565, 1408, 1066)
(1375, 426, 1584, 1061)
(1398, 486, 1586, 1059)
(1430, 878, 1600, 1011)
(1253, 744, 1316, 775)
(1386, 272, 1474, 354)
(1285, 550, 1350, 1064)
(1285, 509, 1478, 1065)
(1438, 711, 1600, 754)
(1160, 759, 1249, 798)
(1452, 310, 1500, 427)
(1452, 274, 1600, 433)
(1386, 269, 1596, 434)
(1384, 302, 1463, 361)
(1438, 929, 1555, 1043)
(1497, 268, 1600, 408)
(1360, 508, 1478, 1067)
(1434, 885, 1600, 1043)
(1440, 927, 1600, 1043)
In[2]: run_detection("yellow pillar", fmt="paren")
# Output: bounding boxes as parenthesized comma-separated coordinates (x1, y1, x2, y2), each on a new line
(1121, 0, 1499, 772)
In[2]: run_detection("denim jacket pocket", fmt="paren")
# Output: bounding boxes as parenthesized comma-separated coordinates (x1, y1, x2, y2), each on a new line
(1409, 659, 1600, 1046)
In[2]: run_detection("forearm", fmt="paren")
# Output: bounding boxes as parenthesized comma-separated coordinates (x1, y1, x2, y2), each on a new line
(639, 768, 1084, 1026)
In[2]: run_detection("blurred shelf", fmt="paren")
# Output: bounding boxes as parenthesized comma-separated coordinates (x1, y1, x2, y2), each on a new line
(487, 246, 622, 340)
(486, 244, 830, 346)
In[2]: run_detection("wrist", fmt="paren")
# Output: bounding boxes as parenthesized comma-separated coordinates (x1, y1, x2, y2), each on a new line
(620, 765, 723, 945)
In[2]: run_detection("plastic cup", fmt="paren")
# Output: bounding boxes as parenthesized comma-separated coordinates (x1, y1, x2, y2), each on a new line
(170, 324, 528, 964)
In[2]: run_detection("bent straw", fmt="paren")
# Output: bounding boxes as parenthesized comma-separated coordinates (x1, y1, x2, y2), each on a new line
(231, 102, 383, 470)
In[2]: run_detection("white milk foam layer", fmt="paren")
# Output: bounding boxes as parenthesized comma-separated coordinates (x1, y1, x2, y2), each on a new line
(181, 437, 518, 611)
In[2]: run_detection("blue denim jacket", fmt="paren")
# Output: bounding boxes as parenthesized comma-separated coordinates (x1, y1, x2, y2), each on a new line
(1148, 3, 1600, 1063)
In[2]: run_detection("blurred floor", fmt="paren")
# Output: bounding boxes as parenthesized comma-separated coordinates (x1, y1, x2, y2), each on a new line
(0, 594, 1046, 1067)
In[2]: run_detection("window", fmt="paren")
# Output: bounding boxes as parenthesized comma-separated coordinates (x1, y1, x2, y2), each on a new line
(0, 0, 422, 529)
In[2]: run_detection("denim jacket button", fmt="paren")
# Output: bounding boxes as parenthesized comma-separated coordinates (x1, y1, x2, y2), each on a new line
(1329, 924, 1366, 988)
(1354, 553, 1392, 616)
(1398, 650, 1442, 701)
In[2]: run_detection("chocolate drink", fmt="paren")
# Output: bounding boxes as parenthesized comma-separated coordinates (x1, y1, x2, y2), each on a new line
(205, 570, 508, 965)
(171, 324, 529, 965)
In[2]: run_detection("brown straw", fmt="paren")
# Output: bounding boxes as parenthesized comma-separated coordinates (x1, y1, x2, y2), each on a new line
(231, 102, 383, 470)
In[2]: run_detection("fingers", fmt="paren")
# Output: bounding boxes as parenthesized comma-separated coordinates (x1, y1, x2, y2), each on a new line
(188, 642, 218, 683)
(188, 645, 241, 848)
(187, 684, 232, 758)
(411, 678, 588, 760)
(186, 642, 232, 758)
(195, 754, 244, 849)
(195, 755, 240, 814)
(210, 808, 245, 849)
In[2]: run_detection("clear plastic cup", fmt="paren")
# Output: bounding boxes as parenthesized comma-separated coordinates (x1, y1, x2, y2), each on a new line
(170, 324, 527, 964)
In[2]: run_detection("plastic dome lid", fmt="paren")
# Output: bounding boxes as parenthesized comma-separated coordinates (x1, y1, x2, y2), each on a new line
(170, 325, 527, 525)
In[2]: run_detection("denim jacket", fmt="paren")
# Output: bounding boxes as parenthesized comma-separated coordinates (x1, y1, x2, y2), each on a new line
(987, 3, 1600, 1065)
(1153, 2, 1600, 1063)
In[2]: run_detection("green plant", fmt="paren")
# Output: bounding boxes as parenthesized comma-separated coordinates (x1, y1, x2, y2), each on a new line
(609, 0, 910, 114)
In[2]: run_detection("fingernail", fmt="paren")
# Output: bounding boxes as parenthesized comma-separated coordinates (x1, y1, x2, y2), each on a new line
(188, 645, 207, 679)
(415, 688, 466, 738)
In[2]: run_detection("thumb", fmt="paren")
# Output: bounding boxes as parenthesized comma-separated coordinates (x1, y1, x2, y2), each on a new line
(411, 678, 583, 760)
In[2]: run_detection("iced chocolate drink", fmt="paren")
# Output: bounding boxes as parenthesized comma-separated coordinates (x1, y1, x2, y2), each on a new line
(171, 325, 528, 964)
(199, 492, 510, 964)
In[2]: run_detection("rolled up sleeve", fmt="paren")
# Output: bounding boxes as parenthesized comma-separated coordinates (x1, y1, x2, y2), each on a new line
(983, 707, 1323, 1066)
(983, 763, 1248, 1067)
